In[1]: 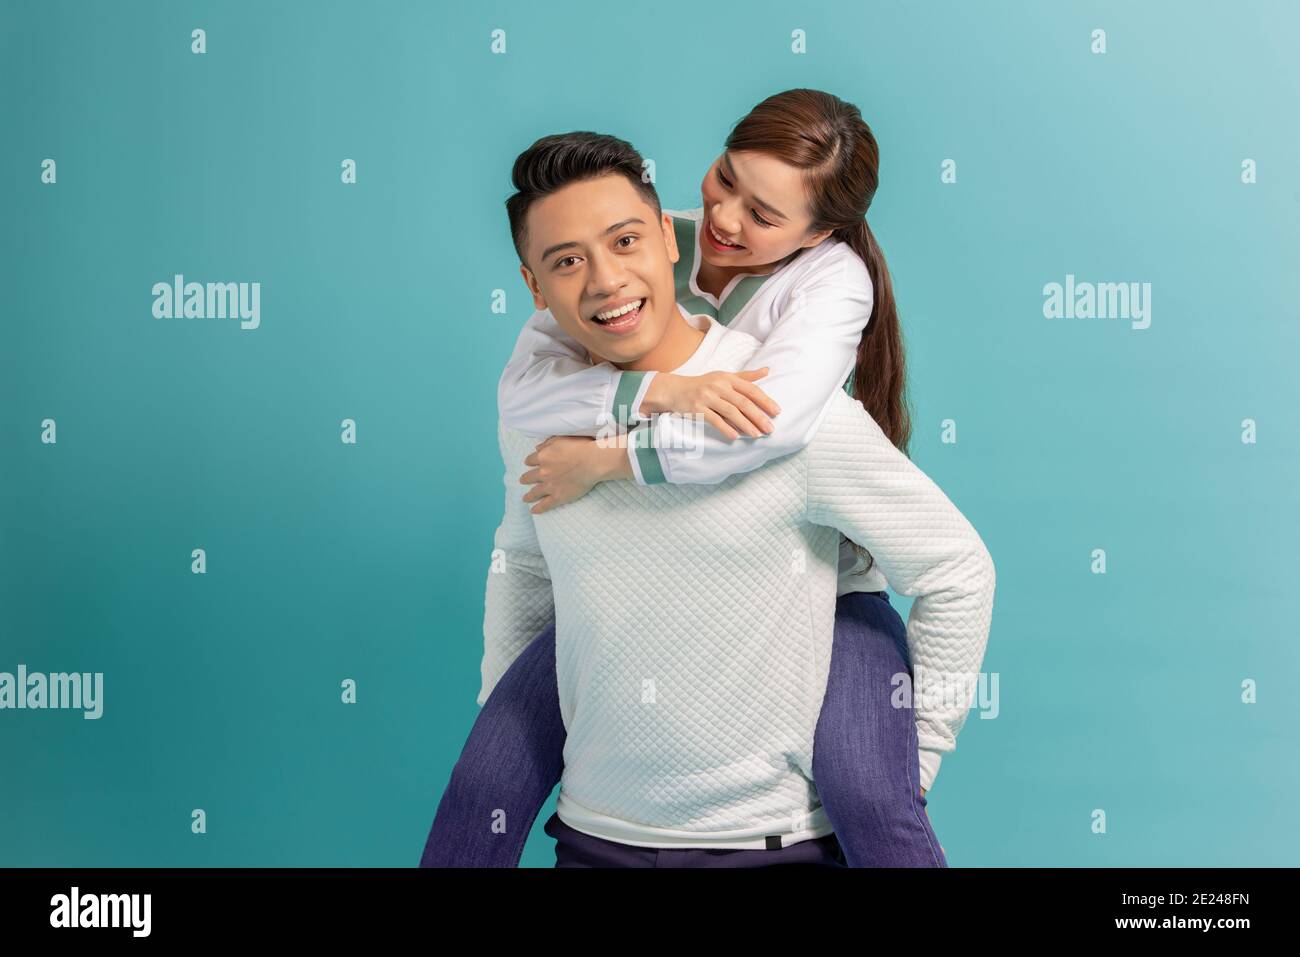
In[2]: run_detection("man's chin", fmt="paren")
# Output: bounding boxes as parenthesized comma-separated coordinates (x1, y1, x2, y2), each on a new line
(583, 317, 655, 364)
(589, 340, 648, 366)
(587, 328, 655, 366)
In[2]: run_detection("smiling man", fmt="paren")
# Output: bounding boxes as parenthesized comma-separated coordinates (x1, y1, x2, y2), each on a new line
(510, 146, 694, 381)
(474, 131, 995, 866)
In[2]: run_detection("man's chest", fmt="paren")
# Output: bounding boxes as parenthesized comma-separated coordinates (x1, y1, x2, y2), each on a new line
(532, 460, 812, 576)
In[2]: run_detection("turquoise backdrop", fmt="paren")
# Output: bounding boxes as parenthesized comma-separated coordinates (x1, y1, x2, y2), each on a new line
(2, 0, 1296, 866)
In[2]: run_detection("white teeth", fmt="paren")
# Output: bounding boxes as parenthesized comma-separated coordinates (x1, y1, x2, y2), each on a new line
(594, 299, 643, 322)
(709, 222, 742, 247)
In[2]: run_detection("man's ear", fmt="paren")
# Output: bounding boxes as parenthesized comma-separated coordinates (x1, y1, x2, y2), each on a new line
(519, 263, 547, 310)
(662, 212, 680, 264)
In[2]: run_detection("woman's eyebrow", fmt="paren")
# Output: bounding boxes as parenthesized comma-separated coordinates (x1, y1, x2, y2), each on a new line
(722, 153, 788, 221)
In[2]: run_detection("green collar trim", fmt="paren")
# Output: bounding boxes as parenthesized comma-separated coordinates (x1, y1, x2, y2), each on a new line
(671, 214, 774, 328)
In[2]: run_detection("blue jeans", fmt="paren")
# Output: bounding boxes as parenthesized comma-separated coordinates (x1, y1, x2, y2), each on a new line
(420, 590, 948, 867)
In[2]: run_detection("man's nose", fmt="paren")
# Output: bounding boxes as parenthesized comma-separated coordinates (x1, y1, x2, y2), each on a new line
(586, 248, 629, 295)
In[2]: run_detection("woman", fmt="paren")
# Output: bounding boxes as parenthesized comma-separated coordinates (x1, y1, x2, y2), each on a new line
(425, 89, 959, 867)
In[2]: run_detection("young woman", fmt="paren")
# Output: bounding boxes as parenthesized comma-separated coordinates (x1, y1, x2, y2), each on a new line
(423, 89, 952, 867)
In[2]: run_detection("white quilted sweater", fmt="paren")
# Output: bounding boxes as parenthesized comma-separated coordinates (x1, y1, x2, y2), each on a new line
(481, 313, 996, 849)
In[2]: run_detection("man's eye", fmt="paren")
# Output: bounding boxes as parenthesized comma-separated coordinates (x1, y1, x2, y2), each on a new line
(556, 256, 580, 268)
(616, 235, 638, 248)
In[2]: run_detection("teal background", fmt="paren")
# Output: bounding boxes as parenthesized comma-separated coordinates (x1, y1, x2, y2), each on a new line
(2, 0, 1297, 866)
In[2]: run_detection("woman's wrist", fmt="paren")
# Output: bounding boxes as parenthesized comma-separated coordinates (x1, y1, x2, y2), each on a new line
(639, 371, 677, 415)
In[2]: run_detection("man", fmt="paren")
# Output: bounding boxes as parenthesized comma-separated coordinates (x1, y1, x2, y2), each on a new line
(479, 132, 995, 865)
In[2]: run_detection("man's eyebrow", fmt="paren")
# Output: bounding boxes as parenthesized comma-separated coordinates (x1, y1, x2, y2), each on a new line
(539, 218, 647, 263)
(722, 153, 788, 221)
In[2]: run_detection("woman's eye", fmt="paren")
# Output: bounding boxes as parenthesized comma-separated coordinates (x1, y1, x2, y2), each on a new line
(717, 169, 732, 188)
(750, 209, 774, 228)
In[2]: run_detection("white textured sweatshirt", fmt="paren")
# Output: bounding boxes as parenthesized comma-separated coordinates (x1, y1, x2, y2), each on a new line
(481, 313, 997, 850)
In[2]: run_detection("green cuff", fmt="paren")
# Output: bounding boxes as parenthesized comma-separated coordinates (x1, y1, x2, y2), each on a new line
(611, 371, 648, 428)
(631, 422, 666, 485)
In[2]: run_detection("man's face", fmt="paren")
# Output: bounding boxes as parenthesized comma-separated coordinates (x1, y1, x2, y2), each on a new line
(519, 174, 679, 365)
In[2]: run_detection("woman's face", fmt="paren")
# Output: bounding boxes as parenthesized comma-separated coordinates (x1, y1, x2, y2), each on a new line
(698, 150, 832, 271)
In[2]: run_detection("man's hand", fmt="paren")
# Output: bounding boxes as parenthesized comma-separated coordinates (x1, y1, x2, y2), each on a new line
(521, 435, 631, 514)
(641, 368, 780, 440)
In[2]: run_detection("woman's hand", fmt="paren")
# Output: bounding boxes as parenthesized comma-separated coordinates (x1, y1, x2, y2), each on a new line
(641, 368, 781, 440)
(521, 434, 632, 514)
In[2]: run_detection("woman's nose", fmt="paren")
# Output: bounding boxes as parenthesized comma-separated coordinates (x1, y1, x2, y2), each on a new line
(710, 199, 742, 235)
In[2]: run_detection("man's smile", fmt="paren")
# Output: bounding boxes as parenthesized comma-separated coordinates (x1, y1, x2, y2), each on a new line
(588, 297, 646, 335)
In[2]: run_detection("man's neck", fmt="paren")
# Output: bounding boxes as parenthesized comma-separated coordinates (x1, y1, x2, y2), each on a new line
(591, 304, 705, 373)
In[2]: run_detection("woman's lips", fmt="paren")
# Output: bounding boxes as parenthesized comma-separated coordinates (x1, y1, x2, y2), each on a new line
(704, 217, 746, 253)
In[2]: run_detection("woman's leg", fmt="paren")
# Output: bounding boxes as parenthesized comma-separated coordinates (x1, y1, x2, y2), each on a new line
(811, 590, 950, 867)
(419, 623, 566, 867)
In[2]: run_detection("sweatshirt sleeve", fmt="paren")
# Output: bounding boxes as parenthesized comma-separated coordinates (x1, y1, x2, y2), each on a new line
(630, 250, 872, 486)
(803, 394, 997, 792)
(497, 307, 659, 436)
(479, 420, 556, 706)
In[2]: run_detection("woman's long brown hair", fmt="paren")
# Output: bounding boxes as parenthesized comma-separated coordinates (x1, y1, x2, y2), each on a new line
(725, 88, 912, 573)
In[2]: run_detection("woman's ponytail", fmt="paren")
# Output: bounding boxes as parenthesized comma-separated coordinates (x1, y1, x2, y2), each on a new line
(836, 218, 910, 457)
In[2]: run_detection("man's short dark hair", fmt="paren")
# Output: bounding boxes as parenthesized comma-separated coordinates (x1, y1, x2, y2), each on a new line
(506, 131, 662, 266)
